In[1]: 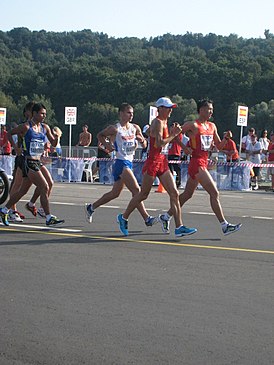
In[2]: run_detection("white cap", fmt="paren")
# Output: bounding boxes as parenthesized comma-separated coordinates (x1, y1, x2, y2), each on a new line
(155, 97, 177, 108)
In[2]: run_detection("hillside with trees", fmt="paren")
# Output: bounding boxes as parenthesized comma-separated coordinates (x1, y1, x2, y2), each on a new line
(0, 27, 273, 144)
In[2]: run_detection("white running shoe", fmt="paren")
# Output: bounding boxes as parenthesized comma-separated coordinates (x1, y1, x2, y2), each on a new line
(8, 211, 23, 222)
(159, 214, 171, 234)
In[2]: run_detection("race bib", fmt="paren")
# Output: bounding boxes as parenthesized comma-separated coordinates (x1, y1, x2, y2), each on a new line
(200, 135, 213, 151)
(29, 140, 45, 157)
(122, 140, 135, 155)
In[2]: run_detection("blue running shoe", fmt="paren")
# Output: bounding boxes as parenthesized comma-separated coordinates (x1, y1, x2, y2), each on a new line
(222, 223, 242, 236)
(175, 225, 197, 237)
(46, 216, 65, 226)
(0, 208, 9, 226)
(117, 214, 128, 236)
(145, 216, 159, 227)
(85, 203, 94, 223)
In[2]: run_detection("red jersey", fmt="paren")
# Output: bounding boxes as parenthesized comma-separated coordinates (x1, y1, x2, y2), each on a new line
(168, 134, 183, 156)
(223, 139, 239, 161)
(0, 129, 12, 154)
(189, 120, 215, 160)
(147, 120, 169, 161)
(268, 142, 274, 162)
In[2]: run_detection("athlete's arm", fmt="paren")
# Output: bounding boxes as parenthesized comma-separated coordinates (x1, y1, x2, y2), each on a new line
(7, 123, 28, 151)
(45, 124, 59, 147)
(213, 124, 227, 150)
(133, 124, 147, 149)
(152, 119, 181, 148)
(97, 125, 117, 152)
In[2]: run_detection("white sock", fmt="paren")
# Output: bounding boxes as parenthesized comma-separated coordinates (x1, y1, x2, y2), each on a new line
(221, 220, 228, 230)
(28, 202, 35, 207)
(46, 214, 52, 221)
(162, 212, 171, 220)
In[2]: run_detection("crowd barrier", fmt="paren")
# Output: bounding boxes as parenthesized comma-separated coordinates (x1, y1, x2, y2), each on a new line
(98, 159, 252, 191)
(1, 155, 272, 191)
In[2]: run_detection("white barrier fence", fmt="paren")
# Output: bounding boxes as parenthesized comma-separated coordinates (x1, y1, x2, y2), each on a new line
(1, 155, 265, 191)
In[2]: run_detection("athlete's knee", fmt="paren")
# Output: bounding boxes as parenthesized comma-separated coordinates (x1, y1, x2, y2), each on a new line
(169, 188, 179, 201)
(131, 187, 141, 197)
(210, 189, 220, 201)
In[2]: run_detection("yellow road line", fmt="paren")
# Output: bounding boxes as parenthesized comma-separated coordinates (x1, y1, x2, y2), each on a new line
(1, 227, 274, 255)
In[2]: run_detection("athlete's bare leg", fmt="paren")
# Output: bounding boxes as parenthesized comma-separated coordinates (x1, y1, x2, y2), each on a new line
(196, 168, 225, 223)
(167, 167, 225, 223)
(122, 172, 155, 221)
(159, 170, 183, 228)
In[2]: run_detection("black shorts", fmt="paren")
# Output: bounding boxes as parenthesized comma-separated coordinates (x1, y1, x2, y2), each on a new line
(24, 159, 43, 176)
(12, 155, 27, 177)
(252, 166, 260, 177)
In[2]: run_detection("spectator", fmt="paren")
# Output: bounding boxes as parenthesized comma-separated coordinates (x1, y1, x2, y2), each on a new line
(246, 134, 262, 190)
(168, 122, 183, 187)
(259, 129, 270, 162)
(76, 124, 92, 147)
(220, 130, 240, 162)
(267, 131, 274, 192)
(0, 125, 12, 155)
(242, 127, 255, 152)
(141, 124, 150, 160)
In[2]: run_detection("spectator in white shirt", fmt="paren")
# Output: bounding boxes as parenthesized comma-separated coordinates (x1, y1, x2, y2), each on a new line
(242, 127, 255, 152)
(246, 134, 262, 190)
(259, 130, 270, 162)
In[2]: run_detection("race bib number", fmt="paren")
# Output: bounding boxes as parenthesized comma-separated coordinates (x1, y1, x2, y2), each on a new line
(122, 140, 135, 155)
(200, 135, 213, 151)
(29, 140, 45, 157)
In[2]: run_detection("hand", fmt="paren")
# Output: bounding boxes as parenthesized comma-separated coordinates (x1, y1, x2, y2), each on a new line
(170, 123, 182, 137)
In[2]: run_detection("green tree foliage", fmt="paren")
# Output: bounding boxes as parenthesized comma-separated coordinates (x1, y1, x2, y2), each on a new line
(0, 28, 273, 143)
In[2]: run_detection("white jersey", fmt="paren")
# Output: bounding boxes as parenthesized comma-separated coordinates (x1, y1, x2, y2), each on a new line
(114, 123, 137, 162)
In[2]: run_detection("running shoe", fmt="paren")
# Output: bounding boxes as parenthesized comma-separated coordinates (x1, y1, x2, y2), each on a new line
(37, 207, 46, 218)
(25, 203, 37, 217)
(222, 223, 242, 236)
(159, 214, 171, 234)
(145, 216, 159, 227)
(85, 203, 94, 223)
(117, 214, 128, 236)
(8, 211, 23, 222)
(175, 225, 197, 237)
(0, 208, 9, 226)
(15, 210, 25, 219)
(46, 216, 65, 226)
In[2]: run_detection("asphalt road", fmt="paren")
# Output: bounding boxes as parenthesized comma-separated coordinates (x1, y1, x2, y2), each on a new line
(0, 183, 274, 365)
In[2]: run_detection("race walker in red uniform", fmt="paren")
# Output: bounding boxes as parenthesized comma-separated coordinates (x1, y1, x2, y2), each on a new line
(160, 98, 242, 236)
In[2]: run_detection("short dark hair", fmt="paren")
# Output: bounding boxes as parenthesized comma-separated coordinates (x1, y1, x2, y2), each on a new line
(32, 103, 46, 114)
(197, 98, 213, 113)
(118, 103, 133, 113)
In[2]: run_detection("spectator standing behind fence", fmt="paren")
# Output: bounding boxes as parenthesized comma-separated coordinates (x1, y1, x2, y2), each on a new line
(220, 130, 240, 162)
(76, 124, 92, 147)
(242, 127, 255, 152)
(267, 131, 274, 192)
(0, 125, 12, 155)
(246, 134, 262, 190)
(259, 129, 270, 162)
(168, 124, 183, 188)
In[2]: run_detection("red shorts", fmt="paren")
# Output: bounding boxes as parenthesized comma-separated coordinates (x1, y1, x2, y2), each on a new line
(188, 158, 208, 179)
(142, 157, 169, 178)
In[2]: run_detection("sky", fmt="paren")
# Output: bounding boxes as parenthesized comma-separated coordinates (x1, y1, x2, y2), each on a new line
(1, 0, 273, 39)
